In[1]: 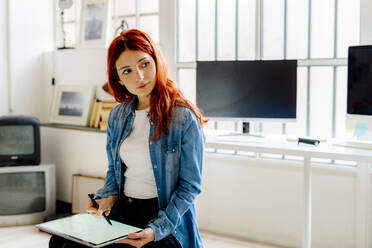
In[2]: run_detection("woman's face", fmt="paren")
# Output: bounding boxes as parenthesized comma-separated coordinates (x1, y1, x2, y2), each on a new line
(115, 49, 157, 97)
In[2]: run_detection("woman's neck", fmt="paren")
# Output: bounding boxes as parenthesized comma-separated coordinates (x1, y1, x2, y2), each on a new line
(136, 95, 151, 110)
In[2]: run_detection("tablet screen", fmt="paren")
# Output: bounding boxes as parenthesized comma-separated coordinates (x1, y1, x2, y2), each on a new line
(36, 213, 142, 246)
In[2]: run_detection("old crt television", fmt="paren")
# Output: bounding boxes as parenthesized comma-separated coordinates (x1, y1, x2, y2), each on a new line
(196, 60, 297, 121)
(0, 164, 56, 226)
(0, 116, 40, 166)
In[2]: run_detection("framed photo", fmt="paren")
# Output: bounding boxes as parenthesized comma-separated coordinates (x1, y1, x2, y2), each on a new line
(79, 0, 111, 48)
(51, 85, 96, 126)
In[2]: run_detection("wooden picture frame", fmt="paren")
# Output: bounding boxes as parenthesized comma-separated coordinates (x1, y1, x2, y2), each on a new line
(50, 85, 96, 126)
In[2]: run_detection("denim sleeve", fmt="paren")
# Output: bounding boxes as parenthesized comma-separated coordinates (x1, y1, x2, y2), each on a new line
(148, 110, 205, 241)
(95, 110, 119, 199)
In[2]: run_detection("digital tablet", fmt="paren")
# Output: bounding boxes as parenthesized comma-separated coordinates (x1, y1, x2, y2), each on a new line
(36, 213, 142, 247)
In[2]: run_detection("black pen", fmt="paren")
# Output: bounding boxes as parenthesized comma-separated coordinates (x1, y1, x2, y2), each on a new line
(88, 193, 112, 226)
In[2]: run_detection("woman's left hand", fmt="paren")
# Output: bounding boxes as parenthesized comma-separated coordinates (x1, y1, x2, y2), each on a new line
(116, 227, 155, 248)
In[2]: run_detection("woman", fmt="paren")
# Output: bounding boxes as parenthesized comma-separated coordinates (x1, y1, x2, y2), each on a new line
(50, 29, 206, 248)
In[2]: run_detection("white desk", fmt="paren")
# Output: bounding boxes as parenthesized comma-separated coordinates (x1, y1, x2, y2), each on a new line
(206, 137, 372, 248)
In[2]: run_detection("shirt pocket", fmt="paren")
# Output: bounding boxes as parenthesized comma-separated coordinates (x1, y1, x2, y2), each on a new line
(163, 143, 180, 173)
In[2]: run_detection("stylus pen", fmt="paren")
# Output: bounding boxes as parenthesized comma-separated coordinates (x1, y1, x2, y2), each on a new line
(88, 193, 112, 225)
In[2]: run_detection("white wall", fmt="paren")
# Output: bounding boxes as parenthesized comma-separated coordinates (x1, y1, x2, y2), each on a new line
(8, 0, 54, 121)
(0, 0, 9, 115)
(39, 47, 113, 202)
(52, 48, 111, 101)
(41, 127, 107, 203)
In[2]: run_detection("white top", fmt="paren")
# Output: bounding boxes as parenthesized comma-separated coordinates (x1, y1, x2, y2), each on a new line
(119, 108, 158, 199)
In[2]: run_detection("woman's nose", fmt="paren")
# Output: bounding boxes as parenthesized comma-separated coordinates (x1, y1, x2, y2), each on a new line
(135, 69, 144, 81)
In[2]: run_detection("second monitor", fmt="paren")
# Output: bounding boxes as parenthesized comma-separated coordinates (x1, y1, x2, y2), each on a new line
(196, 60, 297, 122)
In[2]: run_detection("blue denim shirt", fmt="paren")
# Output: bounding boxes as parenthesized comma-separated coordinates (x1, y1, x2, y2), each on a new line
(95, 97, 205, 248)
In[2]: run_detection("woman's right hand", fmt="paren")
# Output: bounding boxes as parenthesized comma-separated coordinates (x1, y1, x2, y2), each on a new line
(86, 195, 118, 217)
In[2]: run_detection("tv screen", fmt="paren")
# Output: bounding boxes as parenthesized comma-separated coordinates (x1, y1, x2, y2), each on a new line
(0, 164, 56, 226)
(0, 171, 45, 215)
(196, 60, 297, 120)
(0, 125, 35, 155)
(347, 45, 372, 115)
(0, 116, 40, 166)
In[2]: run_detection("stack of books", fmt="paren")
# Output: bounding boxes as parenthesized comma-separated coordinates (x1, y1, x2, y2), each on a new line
(89, 99, 117, 131)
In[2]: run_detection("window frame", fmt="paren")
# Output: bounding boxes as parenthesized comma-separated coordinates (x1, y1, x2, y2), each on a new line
(175, 0, 356, 139)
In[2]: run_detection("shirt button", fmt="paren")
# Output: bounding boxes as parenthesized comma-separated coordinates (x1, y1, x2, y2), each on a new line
(157, 188, 160, 191)
(154, 165, 158, 169)
(150, 141, 153, 145)
(174, 231, 177, 234)
(172, 148, 175, 152)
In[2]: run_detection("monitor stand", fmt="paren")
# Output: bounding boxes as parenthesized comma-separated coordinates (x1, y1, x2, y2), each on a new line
(217, 122, 265, 138)
(332, 128, 372, 150)
(332, 139, 372, 150)
(242, 122, 264, 138)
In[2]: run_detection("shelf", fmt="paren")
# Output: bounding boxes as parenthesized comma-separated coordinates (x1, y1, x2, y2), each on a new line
(41, 123, 106, 133)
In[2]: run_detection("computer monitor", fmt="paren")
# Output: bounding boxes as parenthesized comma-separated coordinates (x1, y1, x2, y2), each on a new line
(196, 60, 297, 123)
(347, 45, 372, 138)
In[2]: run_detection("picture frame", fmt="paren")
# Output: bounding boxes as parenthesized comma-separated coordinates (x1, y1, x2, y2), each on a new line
(50, 85, 96, 126)
(71, 174, 105, 214)
(79, 0, 111, 48)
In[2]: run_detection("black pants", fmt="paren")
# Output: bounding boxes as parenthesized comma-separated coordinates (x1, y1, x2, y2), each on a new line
(49, 196, 181, 248)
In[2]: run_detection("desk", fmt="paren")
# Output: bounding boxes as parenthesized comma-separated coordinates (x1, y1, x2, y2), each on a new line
(206, 137, 372, 248)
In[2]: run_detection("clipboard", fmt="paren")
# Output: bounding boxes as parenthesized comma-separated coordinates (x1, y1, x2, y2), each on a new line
(36, 213, 142, 247)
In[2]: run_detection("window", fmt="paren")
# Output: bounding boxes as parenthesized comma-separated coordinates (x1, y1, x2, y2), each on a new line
(176, 0, 360, 140)
(55, 0, 159, 48)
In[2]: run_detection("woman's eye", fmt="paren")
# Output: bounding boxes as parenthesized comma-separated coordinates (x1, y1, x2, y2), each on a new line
(122, 69, 131, 75)
(141, 62, 149, 68)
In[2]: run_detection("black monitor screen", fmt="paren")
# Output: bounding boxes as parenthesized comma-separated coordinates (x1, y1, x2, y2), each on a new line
(0, 125, 35, 155)
(196, 60, 297, 119)
(347, 46, 372, 115)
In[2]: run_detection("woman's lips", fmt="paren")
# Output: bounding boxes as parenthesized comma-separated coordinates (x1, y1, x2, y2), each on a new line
(137, 83, 148, 89)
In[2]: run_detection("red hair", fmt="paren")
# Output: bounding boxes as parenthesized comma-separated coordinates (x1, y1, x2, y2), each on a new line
(107, 29, 207, 141)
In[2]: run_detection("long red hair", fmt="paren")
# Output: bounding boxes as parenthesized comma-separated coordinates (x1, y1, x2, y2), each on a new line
(107, 29, 207, 141)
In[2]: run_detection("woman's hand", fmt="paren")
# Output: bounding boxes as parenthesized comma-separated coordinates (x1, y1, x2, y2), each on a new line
(116, 227, 155, 248)
(86, 195, 117, 217)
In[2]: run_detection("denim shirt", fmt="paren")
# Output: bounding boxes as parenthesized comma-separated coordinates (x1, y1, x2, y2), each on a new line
(95, 97, 205, 248)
